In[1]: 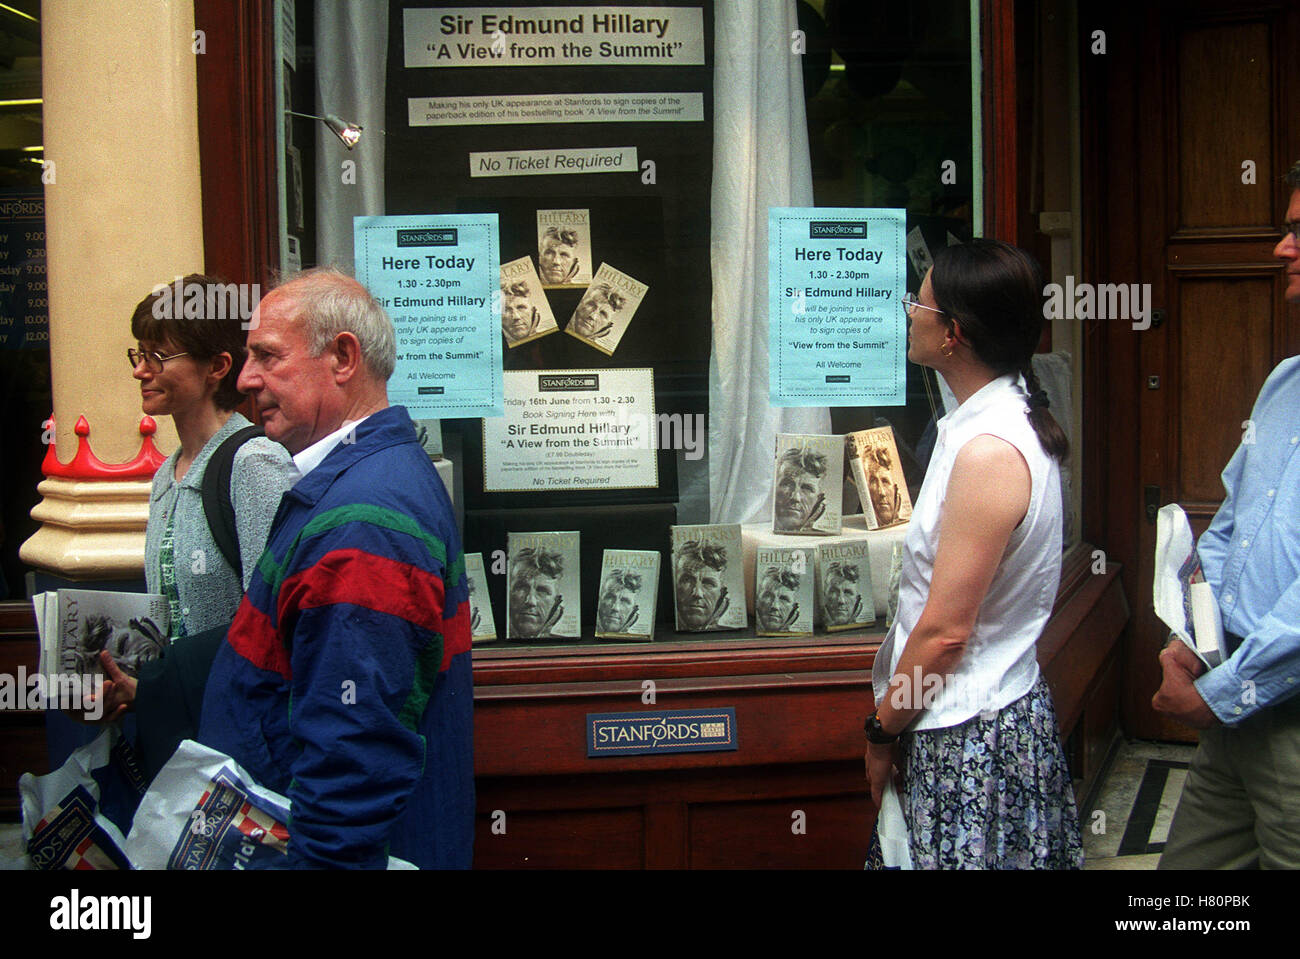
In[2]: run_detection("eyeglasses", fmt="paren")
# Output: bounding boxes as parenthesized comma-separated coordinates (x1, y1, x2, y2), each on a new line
(901, 293, 945, 316)
(1280, 221, 1300, 243)
(127, 348, 190, 372)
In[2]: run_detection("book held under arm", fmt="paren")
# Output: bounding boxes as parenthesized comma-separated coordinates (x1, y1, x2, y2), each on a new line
(1153, 503, 1227, 668)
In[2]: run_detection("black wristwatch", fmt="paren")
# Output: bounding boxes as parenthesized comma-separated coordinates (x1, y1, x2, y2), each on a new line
(863, 711, 899, 745)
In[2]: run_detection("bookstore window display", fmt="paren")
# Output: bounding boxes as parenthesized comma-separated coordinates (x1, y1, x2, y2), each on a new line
(270, 0, 1005, 653)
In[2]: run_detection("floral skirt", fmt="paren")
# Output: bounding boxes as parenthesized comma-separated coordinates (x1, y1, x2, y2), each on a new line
(867, 675, 1084, 869)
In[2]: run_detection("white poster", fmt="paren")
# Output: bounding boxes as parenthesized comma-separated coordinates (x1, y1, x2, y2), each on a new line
(483, 368, 657, 492)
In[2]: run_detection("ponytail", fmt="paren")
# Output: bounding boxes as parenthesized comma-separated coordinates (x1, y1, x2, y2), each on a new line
(1022, 363, 1069, 461)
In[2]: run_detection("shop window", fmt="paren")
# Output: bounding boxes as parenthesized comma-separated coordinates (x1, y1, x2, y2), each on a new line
(271, 1, 985, 651)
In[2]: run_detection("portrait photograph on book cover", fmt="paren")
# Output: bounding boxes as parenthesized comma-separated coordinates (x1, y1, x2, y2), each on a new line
(816, 543, 876, 632)
(500, 255, 558, 348)
(536, 209, 593, 288)
(671, 524, 747, 633)
(754, 547, 813, 637)
(594, 549, 660, 641)
(506, 531, 581, 640)
(772, 433, 844, 535)
(846, 425, 913, 529)
(565, 262, 647, 357)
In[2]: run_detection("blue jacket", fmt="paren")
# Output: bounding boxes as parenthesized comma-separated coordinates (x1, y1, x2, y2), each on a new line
(198, 405, 474, 868)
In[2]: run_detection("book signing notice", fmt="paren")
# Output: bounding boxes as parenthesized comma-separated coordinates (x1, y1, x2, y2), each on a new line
(768, 207, 907, 407)
(354, 214, 502, 418)
(483, 368, 657, 492)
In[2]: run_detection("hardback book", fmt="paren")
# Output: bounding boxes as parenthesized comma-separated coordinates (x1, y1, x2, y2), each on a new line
(536, 208, 593, 288)
(593, 549, 661, 641)
(815, 542, 877, 633)
(845, 425, 913, 529)
(505, 531, 581, 640)
(564, 262, 647, 357)
(754, 546, 814, 637)
(35, 588, 170, 682)
(772, 433, 844, 535)
(500, 255, 558, 348)
(669, 524, 747, 633)
(463, 553, 497, 642)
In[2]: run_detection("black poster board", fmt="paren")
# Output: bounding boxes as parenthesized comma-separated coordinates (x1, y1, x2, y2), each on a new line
(385, 1, 713, 516)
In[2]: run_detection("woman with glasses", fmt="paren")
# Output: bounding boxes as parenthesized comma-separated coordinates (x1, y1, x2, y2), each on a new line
(865, 240, 1083, 869)
(129, 274, 294, 642)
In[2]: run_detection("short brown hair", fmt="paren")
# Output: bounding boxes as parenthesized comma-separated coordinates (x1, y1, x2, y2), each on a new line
(130, 273, 249, 410)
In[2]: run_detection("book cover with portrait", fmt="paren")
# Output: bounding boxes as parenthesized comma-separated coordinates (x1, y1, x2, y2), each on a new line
(815, 542, 877, 632)
(669, 524, 747, 633)
(536, 209, 593, 288)
(499, 255, 558, 348)
(772, 433, 844, 535)
(846, 426, 913, 529)
(754, 547, 814, 637)
(564, 262, 648, 357)
(36, 588, 170, 681)
(593, 549, 660, 641)
(463, 552, 497, 642)
(506, 531, 581, 640)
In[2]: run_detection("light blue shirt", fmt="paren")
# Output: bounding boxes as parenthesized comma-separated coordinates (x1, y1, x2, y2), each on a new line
(1196, 356, 1300, 723)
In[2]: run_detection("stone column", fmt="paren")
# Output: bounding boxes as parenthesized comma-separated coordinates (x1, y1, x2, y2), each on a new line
(21, 0, 204, 578)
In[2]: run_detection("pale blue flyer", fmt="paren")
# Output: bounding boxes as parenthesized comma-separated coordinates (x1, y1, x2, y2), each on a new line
(354, 214, 501, 417)
(768, 208, 906, 406)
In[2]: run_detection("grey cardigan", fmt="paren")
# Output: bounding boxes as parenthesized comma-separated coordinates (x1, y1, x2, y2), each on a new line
(144, 413, 296, 636)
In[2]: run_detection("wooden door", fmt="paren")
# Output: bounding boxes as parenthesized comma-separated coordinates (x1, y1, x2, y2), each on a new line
(1082, 0, 1300, 741)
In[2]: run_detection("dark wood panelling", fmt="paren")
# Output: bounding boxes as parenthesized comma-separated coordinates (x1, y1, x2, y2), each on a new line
(1177, 22, 1272, 230)
(688, 794, 869, 869)
(474, 806, 646, 869)
(1175, 274, 1275, 501)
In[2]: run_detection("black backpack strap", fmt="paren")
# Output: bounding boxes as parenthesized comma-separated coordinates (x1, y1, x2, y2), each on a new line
(201, 425, 265, 580)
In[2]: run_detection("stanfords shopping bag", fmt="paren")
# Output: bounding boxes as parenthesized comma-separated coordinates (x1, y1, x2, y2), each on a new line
(125, 739, 415, 869)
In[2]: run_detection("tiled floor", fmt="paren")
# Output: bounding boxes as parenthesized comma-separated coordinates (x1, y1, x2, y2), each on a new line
(1082, 739, 1196, 870)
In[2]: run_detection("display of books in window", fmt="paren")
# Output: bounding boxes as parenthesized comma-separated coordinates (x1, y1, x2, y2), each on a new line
(670, 524, 747, 633)
(754, 547, 813, 637)
(593, 549, 661, 641)
(815, 543, 876, 633)
(505, 531, 581, 640)
(845, 425, 913, 529)
(772, 433, 844, 535)
(463, 552, 497, 642)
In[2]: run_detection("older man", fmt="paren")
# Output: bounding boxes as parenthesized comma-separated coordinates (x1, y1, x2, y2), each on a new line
(198, 269, 474, 869)
(1155, 162, 1300, 869)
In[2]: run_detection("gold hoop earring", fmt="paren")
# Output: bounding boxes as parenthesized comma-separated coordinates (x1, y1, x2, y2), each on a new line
(940, 344, 954, 358)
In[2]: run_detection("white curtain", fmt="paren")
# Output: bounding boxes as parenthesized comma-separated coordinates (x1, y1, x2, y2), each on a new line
(708, 0, 830, 524)
(314, 2, 388, 273)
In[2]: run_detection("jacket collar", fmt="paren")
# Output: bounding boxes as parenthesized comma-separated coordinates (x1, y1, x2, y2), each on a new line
(283, 405, 419, 508)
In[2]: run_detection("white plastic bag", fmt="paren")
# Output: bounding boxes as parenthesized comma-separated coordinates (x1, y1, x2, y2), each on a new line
(19, 728, 137, 870)
(876, 780, 912, 869)
(125, 740, 415, 869)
